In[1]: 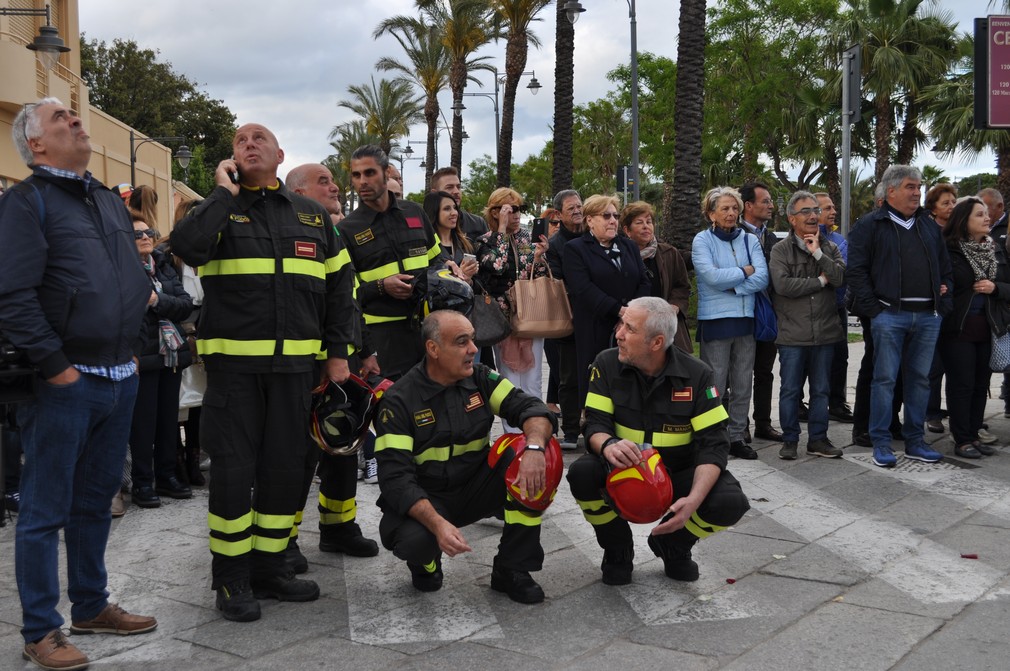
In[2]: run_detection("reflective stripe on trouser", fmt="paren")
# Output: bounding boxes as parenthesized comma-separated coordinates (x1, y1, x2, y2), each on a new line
(566, 453, 633, 549)
(378, 452, 544, 573)
(203, 369, 315, 588)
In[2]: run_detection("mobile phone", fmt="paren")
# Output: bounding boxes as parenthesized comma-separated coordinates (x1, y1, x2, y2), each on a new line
(531, 217, 547, 241)
(462, 253, 476, 264)
(228, 157, 240, 184)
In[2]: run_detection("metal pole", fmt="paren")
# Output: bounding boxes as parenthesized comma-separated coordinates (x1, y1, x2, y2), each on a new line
(629, 0, 640, 201)
(494, 67, 501, 169)
(841, 51, 852, 239)
(129, 130, 136, 186)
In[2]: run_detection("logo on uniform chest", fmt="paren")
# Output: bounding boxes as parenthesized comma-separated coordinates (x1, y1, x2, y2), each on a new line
(465, 392, 484, 412)
(672, 387, 693, 402)
(414, 409, 436, 427)
(294, 241, 317, 258)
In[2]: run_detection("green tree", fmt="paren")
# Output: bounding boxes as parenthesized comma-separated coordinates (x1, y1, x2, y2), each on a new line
(461, 154, 498, 212)
(176, 144, 214, 197)
(571, 99, 631, 197)
(326, 121, 383, 206)
(336, 77, 424, 156)
(511, 142, 554, 212)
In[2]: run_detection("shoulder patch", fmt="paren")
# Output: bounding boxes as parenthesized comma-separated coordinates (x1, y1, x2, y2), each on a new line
(298, 212, 324, 227)
(413, 408, 436, 427)
(229, 214, 250, 223)
(379, 408, 395, 424)
(589, 364, 601, 382)
(406, 216, 423, 229)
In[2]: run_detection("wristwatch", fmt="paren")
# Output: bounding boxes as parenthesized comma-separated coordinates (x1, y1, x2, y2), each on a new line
(525, 444, 545, 453)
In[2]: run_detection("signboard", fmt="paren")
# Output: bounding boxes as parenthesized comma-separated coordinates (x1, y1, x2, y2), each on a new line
(989, 15, 1010, 127)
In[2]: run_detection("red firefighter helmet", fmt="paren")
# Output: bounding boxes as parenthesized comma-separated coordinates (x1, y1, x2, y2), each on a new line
(310, 374, 389, 456)
(488, 433, 563, 511)
(605, 448, 673, 524)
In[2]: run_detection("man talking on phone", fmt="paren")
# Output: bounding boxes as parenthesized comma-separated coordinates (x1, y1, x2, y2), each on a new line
(767, 191, 846, 461)
(173, 124, 356, 622)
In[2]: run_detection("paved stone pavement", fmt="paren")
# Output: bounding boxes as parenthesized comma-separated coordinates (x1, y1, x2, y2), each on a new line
(3, 341, 1010, 670)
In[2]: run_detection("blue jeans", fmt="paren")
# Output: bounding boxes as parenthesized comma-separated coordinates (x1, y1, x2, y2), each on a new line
(779, 344, 834, 443)
(15, 372, 138, 643)
(869, 310, 942, 449)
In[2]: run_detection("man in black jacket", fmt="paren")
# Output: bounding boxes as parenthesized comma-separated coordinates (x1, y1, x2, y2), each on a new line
(0, 98, 156, 671)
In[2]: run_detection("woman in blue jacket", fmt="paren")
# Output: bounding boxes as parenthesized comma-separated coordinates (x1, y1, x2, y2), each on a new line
(691, 186, 769, 459)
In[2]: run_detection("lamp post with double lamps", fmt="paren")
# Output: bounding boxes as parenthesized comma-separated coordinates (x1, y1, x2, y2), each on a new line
(129, 131, 192, 186)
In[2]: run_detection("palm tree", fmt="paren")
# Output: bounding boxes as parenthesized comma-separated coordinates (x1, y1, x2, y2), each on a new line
(670, 0, 707, 250)
(552, 2, 576, 196)
(417, 0, 497, 172)
(488, 0, 550, 187)
(335, 77, 424, 156)
(373, 18, 452, 189)
(837, 0, 958, 181)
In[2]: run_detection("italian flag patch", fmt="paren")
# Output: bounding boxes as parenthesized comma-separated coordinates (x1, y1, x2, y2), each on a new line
(704, 386, 720, 399)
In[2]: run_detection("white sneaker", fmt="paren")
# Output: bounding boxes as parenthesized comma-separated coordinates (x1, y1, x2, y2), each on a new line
(364, 458, 378, 484)
(977, 428, 999, 445)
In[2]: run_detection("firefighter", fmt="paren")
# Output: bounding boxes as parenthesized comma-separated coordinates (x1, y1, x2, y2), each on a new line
(567, 297, 750, 585)
(375, 310, 557, 604)
(172, 124, 355, 623)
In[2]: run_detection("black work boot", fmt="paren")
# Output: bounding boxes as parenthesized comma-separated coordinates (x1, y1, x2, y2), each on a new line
(251, 571, 320, 602)
(600, 545, 634, 585)
(284, 538, 309, 575)
(490, 560, 545, 604)
(216, 581, 261, 622)
(319, 522, 380, 557)
(408, 557, 443, 592)
(648, 534, 699, 582)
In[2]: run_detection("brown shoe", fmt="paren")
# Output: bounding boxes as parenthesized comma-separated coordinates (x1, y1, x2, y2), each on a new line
(22, 629, 89, 670)
(110, 491, 126, 518)
(69, 603, 157, 636)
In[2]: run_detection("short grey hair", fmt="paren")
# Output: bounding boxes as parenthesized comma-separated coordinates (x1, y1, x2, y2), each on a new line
(787, 190, 817, 215)
(553, 189, 581, 211)
(627, 296, 678, 349)
(702, 186, 743, 217)
(977, 187, 1004, 205)
(880, 165, 922, 194)
(873, 182, 886, 205)
(12, 97, 62, 166)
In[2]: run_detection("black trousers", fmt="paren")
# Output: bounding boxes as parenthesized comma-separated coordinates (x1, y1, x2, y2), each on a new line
(939, 334, 992, 446)
(370, 321, 425, 380)
(379, 454, 544, 573)
(566, 453, 749, 550)
(752, 339, 777, 426)
(829, 307, 850, 409)
(203, 369, 314, 589)
(129, 366, 183, 489)
(544, 338, 560, 405)
(557, 338, 581, 438)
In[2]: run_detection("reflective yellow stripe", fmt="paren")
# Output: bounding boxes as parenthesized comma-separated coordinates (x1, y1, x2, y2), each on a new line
(359, 261, 400, 282)
(692, 405, 729, 432)
(254, 511, 296, 531)
(489, 378, 516, 415)
(252, 534, 290, 553)
(327, 247, 351, 274)
(423, 559, 438, 573)
(319, 494, 355, 514)
(428, 237, 442, 260)
(652, 431, 693, 448)
(402, 254, 428, 272)
(208, 511, 253, 534)
(585, 392, 615, 415)
(197, 338, 322, 357)
(282, 257, 325, 279)
(364, 313, 407, 325)
(576, 499, 618, 526)
(504, 508, 542, 527)
(415, 438, 488, 464)
(200, 258, 274, 277)
(209, 536, 253, 556)
(614, 422, 645, 443)
(320, 511, 357, 525)
(376, 433, 413, 452)
(416, 446, 450, 463)
(684, 511, 727, 539)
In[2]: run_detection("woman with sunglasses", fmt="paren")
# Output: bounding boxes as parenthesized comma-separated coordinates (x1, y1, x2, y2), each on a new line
(126, 212, 194, 509)
(563, 194, 650, 408)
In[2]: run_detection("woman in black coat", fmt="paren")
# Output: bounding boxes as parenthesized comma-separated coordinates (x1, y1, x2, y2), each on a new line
(128, 214, 194, 508)
(562, 194, 650, 405)
(939, 197, 1010, 459)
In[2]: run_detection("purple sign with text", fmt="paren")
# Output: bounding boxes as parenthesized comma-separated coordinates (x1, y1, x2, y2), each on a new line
(990, 16, 1010, 127)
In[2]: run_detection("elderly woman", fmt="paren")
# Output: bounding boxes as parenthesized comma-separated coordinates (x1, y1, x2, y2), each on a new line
(940, 197, 1010, 459)
(691, 186, 769, 460)
(927, 183, 958, 228)
(924, 183, 959, 434)
(128, 211, 194, 508)
(563, 194, 650, 406)
(620, 200, 692, 354)
(476, 187, 548, 431)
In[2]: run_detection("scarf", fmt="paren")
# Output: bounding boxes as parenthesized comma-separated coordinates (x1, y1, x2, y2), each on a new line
(639, 237, 659, 260)
(959, 237, 997, 282)
(710, 225, 742, 242)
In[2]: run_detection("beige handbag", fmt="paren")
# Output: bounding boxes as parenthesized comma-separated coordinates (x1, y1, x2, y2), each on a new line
(508, 261, 574, 338)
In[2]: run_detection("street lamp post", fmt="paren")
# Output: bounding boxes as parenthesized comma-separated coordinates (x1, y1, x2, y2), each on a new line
(567, 1, 639, 200)
(129, 131, 192, 186)
(0, 3, 71, 71)
(451, 66, 541, 166)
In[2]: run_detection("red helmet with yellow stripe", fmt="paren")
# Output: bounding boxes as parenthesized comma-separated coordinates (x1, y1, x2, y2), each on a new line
(488, 433, 563, 511)
(605, 448, 673, 523)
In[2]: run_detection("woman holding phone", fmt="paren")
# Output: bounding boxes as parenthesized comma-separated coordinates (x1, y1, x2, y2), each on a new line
(423, 190, 478, 283)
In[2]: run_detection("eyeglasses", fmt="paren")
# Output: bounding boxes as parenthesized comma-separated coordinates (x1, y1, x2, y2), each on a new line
(134, 229, 159, 240)
(790, 207, 822, 217)
(549, 219, 562, 225)
(596, 212, 619, 220)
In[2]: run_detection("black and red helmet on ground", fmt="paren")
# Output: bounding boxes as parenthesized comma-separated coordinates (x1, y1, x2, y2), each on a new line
(310, 374, 390, 456)
(488, 433, 563, 511)
(604, 448, 673, 524)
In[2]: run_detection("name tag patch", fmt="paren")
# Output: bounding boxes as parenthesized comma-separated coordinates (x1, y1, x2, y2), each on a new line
(413, 409, 435, 427)
(406, 216, 423, 229)
(298, 212, 324, 227)
(672, 387, 693, 402)
(295, 241, 317, 258)
(663, 424, 692, 433)
(354, 228, 375, 245)
(407, 246, 427, 257)
(465, 393, 484, 412)
(229, 214, 250, 223)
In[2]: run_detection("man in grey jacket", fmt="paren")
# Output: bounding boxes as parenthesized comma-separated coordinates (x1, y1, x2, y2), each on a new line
(769, 191, 846, 460)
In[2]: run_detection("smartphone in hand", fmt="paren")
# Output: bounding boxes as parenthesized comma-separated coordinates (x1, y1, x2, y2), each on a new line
(531, 217, 547, 241)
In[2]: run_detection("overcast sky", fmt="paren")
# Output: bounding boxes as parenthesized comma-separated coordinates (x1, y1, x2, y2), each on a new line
(80, 0, 996, 193)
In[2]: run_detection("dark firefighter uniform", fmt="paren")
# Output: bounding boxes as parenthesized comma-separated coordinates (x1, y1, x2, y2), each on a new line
(338, 197, 443, 379)
(567, 347, 750, 558)
(171, 182, 355, 589)
(375, 362, 557, 576)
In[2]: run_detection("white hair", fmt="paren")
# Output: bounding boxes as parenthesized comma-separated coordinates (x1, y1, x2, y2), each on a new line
(12, 97, 63, 166)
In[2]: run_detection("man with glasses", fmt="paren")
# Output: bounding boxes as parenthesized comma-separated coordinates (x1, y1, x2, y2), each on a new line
(0, 98, 155, 670)
(738, 182, 783, 451)
(769, 192, 847, 460)
(848, 165, 952, 467)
